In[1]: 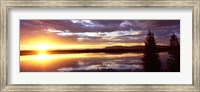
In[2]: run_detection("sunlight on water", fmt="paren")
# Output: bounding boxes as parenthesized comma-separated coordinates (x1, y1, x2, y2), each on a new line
(35, 53, 51, 60)
(20, 52, 168, 72)
(21, 53, 142, 61)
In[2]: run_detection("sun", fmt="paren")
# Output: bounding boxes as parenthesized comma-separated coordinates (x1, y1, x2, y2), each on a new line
(33, 44, 52, 51)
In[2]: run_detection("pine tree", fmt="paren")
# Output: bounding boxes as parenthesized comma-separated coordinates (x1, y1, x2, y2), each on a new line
(168, 34, 180, 72)
(142, 30, 160, 72)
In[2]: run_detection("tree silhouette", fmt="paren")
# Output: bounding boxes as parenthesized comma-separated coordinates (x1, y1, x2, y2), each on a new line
(167, 33, 180, 72)
(141, 30, 161, 72)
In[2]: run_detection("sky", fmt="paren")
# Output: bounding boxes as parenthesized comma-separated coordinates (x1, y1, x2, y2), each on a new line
(20, 20, 180, 50)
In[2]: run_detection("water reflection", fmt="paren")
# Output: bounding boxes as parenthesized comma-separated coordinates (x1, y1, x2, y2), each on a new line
(35, 53, 51, 60)
(20, 52, 169, 72)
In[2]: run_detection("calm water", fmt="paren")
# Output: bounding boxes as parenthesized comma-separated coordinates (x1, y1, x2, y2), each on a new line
(20, 52, 169, 72)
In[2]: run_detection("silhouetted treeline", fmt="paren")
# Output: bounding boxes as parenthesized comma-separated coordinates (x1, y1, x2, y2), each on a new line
(167, 34, 180, 72)
(141, 31, 161, 72)
(141, 31, 180, 72)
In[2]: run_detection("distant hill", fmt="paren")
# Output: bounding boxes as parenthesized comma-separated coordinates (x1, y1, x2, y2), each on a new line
(104, 45, 169, 50)
(104, 46, 144, 50)
(20, 45, 170, 56)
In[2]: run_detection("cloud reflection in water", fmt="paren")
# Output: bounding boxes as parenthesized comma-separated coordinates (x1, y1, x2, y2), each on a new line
(57, 56, 144, 72)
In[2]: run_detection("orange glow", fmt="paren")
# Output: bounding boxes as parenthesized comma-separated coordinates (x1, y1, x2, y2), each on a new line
(33, 44, 52, 51)
(20, 42, 144, 50)
(35, 53, 51, 60)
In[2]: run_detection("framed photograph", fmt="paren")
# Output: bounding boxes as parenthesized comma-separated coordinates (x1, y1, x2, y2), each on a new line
(1, 0, 199, 92)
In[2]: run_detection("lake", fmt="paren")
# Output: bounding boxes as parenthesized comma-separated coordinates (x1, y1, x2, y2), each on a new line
(20, 52, 170, 72)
